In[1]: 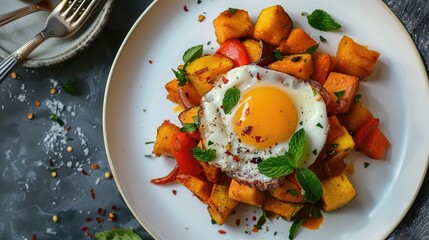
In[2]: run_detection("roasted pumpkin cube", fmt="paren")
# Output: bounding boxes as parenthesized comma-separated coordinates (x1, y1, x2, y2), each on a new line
(207, 178, 239, 224)
(242, 39, 262, 62)
(321, 173, 357, 212)
(165, 79, 202, 108)
(152, 121, 181, 157)
(178, 106, 200, 125)
(323, 72, 359, 113)
(201, 162, 222, 183)
(213, 9, 253, 44)
(268, 54, 313, 80)
(263, 196, 304, 221)
(268, 180, 304, 203)
(335, 36, 380, 79)
(346, 101, 374, 133)
(186, 55, 234, 96)
(361, 127, 390, 160)
(332, 126, 355, 153)
(277, 28, 318, 54)
(176, 174, 213, 203)
(253, 5, 293, 46)
(228, 179, 265, 207)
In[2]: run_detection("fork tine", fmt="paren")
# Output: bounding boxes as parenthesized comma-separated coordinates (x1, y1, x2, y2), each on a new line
(62, 0, 81, 17)
(68, 0, 90, 22)
(72, 0, 100, 26)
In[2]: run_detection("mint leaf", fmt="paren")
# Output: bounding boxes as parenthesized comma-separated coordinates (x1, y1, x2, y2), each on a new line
(228, 7, 237, 14)
(306, 9, 341, 31)
(191, 147, 216, 162)
(289, 218, 305, 240)
(172, 68, 188, 86)
(180, 123, 198, 132)
(334, 90, 345, 99)
(354, 93, 362, 103)
(295, 169, 322, 204)
(319, 36, 327, 42)
(253, 210, 267, 230)
(183, 45, 203, 65)
(222, 87, 240, 114)
(288, 128, 306, 168)
(258, 154, 295, 178)
(95, 229, 142, 240)
(62, 80, 80, 96)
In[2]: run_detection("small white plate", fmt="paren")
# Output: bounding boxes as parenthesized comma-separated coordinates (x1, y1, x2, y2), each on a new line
(0, 0, 114, 68)
(104, 0, 429, 239)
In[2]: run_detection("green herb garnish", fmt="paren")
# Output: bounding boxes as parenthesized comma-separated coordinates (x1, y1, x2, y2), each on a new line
(49, 114, 64, 126)
(319, 36, 327, 42)
(228, 7, 237, 14)
(334, 90, 345, 99)
(364, 162, 370, 168)
(253, 210, 267, 230)
(95, 229, 142, 240)
(316, 123, 323, 128)
(274, 50, 283, 60)
(62, 80, 80, 96)
(289, 218, 305, 240)
(180, 115, 199, 132)
(145, 141, 155, 144)
(354, 93, 362, 103)
(287, 189, 299, 197)
(305, 43, 319, 54)
(191, 147, 216, 162)
(295, 168, 323, 203)
(310, 206, 322, 218)
(222, 87, 240, 114)
(173, 45, 204, 86)
(305, 9, 342, 31)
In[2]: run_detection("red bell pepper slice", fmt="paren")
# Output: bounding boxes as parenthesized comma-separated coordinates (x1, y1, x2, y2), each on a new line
(172, 132, 203, 175)
(216, 39, 251, 67)
(150, 165, 180, 185)
(353, 118, 380, 150)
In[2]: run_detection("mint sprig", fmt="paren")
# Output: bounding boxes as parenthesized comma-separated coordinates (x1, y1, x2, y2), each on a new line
(173, 45, 204, 86)
(304, 9, 341, 32)
(180, 115, 199, 132)
(258, 129, 323, 204)
(222, 87, 240, 114)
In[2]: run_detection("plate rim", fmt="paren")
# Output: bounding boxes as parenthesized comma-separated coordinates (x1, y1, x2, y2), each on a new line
(102, 0, 429, 239)
(0, 0, 114, 68)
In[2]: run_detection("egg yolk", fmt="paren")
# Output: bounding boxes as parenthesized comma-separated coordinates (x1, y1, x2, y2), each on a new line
(233, 85, 298, 149)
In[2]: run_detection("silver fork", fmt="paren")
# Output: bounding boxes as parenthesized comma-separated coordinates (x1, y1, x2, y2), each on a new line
(0, 0, 103, 83)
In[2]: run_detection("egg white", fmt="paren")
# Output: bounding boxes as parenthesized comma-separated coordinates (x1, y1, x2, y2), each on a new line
(199, 65, 328, 188)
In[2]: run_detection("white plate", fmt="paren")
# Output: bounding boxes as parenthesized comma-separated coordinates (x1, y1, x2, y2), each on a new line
(0, 0, 114, 68)
(103, 0, 429, 239)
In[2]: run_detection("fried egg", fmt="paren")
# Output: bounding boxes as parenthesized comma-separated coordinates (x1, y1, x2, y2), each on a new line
(199, 65, 328, 189)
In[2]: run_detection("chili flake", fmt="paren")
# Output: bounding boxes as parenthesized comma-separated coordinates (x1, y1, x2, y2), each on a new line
(183, 5, 189, 12)
(90, 188, 95, 200)
(218, 230, 227, 235)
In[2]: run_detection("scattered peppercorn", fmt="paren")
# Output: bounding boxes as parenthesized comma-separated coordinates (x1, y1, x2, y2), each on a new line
(67, 146, 73, 152)
(90, 163, 99, 170)
(52, 215, 59, 223)
(50, 88, 57, 95)
(35, 100, 41, 107)
(104, 172, 112, 179)
(51, 171, 57, 178)
(198, 15, 205, 22)
(27, 113, 34, 120)
(11, 72, 17, 79)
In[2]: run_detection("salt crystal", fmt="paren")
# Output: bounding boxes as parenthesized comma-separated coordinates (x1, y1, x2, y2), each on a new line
(83, 148, 89, 156)
(17, 94, 26, 102)
(49, 78, 58, 87)
(95, 177, 101, 185)
(66, 161, 72, 167)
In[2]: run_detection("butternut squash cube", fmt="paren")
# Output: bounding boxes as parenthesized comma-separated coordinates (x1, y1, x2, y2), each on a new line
(176, 174, 213, 203)
(346, 101, 374, 133)
(277, 28, 318, 54)
(332, 127, 355, 153)
(321, 173, 357, 212)
(207, 179, 239, 224)
(228, 179, 265, 207)
(323, 72, 359, 113)
(186, 55, 234, 96)
(253, 5, 293, 46)
(178, 106, 200, 125)
(213, 9, 253, 44)
(152, 121, 181, 157)
(335, 36, 380, 79)
(242, 39, 262, 62)
(262, 196, 304, 221)
(200, 162, 222, 183)
(268, 180, 304, 203)
(165, 79, 202, 108)
(268, 54, 313, 80)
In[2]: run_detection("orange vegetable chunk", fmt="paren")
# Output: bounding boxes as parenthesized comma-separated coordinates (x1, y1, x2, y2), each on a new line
(311, 53, 334, 85)
(335, 36, 380, 79)
(277, 28, 318, 54)
(213, 9, 253, 44)
(323, 72, 359, 113)
(361, 127, 390, 159)
(253, 5, 293, 46)
(327, 115, 345, 144)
